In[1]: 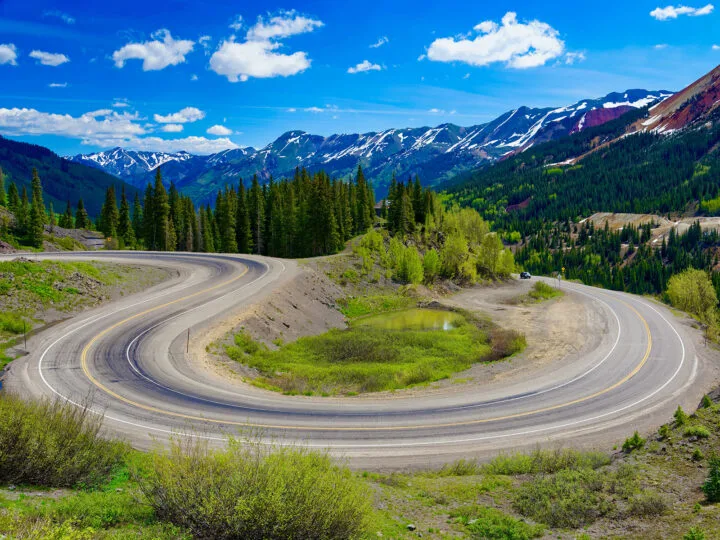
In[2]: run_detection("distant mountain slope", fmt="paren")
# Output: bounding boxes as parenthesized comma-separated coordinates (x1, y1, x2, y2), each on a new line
(444, 65, 720, 232)
(0, 137, 140, 217)
(68, 89, 671, 204)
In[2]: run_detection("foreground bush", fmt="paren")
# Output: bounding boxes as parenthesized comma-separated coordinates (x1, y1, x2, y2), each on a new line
(483, 448, 610, 476)
(703, 456, 720, 503)
(138, 437, 370, 540)
(0, 393, 127, 487)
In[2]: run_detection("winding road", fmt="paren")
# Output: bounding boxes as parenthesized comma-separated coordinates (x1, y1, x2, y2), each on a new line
(3, 251, 714, 469)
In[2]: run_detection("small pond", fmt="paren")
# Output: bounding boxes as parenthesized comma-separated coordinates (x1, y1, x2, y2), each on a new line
(354, 309, 464, 331)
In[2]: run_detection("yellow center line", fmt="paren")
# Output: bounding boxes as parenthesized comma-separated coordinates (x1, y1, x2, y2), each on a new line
(80, 277, 652, 432)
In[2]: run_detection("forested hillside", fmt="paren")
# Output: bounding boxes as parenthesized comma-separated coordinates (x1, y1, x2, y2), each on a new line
(0, 137, 140, 217)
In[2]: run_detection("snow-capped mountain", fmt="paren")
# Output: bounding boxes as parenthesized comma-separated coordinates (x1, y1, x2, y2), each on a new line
(69, 89, 673, 203)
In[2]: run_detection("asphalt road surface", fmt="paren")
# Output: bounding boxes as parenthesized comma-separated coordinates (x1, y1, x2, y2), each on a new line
(3, 252, 710, 469)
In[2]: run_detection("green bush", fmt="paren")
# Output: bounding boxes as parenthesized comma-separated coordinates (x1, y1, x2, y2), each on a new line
(139, 437, 370, 540)
(674, 406, 689, 426)
(484, 448, 610, 476)
(627, 491, 668, 517)
(703, 456, 720, 503)
(658, 424, 671, 439)
(452, 506, 544, 539)
(423, 249, 440, 282)
(528, 281, 562, 301)
(622, 431, 646, 453)
(701, 394, 713, 408)
(513, 468, 610, 528)
(684, 527, 707, 540)
(0, 393, 127, 487)
(684, 425, 711, 439)
(0, 312, 27, 334)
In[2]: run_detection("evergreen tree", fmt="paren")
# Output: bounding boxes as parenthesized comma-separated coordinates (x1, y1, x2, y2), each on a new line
(17, 187, 29, 235)
(7, 182, 19, 215)
(249, 175, 265, 254)
(75, 199, 89, 229)
(59, 200, 73, 229)
(99, 185, 119, 238)
(236, 180, 251, 253)
(152, 170, 169, 250)
(29, 169, 45, 247)
(48, 202, 56, 234)
(132, 192, 143, 243)
(0, 168, 5, 207)
(118, 186, 135, 247)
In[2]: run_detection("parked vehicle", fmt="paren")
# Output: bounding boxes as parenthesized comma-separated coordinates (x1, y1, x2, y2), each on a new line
(520, 272, 532, 279)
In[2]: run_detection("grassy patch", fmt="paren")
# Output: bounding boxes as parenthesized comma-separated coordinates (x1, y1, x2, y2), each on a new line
(452, 505, 545, 539)
(227, 308, 524, 395)
(337, 293, 418, 319)
(527, 281, 564, 302)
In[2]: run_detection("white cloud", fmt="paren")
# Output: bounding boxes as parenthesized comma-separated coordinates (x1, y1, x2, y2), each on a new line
(428, 108, 444, 114)
(112, 100, 130, 108)
(153, 107, 205, 123)
(161, 124, 183, 132)
(463, 72, 470, 79)
(564, 51, 586, 64)
(43, 10, 75, 24)
(199, 35, 212, 55)
(48, 82, 68, 88)
(30, 50, 70, 66)
(370, 36, 389, 48)
(113, 29, 194, 71)
(0, 44, 18, 66)
(229, 15, 244, 31)
(191, 74, 199, 81)
(655, 43, 669, 49)
(210, 10, 322, 82)
(650, 4, 714, 19)
(417, 53, 427, 61)
(347, 60, 383, 73)
(713, 44, 720, 50)
(287, 108, 297, 112)
(207, 124, 233, 136)
(427, 12, 565, 69)
(107, 136, 238, 154)
(246, 9, 323, 41)
(211, 39, 311, 82)
(0, 107, 145, 140)
(305, 106, 324, 113)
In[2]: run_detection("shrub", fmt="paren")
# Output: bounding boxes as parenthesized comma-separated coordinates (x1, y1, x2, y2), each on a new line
(423, 249, 440, 282)
(622, 431, 646, 453)
(674, 406, 689, 426)
(139, 437, 370, 539)
(684, 425, 711, 439)
(438, 459, 481, 477)
(513, 468, 610, 528)
(0, 312, 27, 334)
(701, 394, 713, 408)
(452, 506, 544, 539)
(693, 448, 705, 461)
(666, 268, 718, 322)
(684, 527, 706, 540)
(484, 448, 610, 476)
(0, 393, 127, 487)
(658, 424, 671, 439)
(627, 491, 668, 517)
(528, 281, 562, 301)
(703, 456, 720, 503)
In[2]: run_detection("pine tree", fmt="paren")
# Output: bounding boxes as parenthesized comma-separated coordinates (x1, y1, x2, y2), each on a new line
(59, 200, 73, 229)
(132, 193, 143, 243)
(29, 169, 45, 247)
(0, 167, 6, 207)
(7, 182, 19, 215)
(48, 202, 56, 234)
(249, 175, 265, 254)
(153, 170, 169, 251)
(236, 180, 251, 253)
(75, 199, 89, 229)
(99, 185, 119, 238)
(17, 187, 29, 235)
(118, 186, 135, 247)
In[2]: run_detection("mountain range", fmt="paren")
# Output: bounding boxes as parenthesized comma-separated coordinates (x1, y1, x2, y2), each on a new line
(69, 89, 672, 204)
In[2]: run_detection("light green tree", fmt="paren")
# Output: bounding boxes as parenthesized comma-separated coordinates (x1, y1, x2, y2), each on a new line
(666, 268, 718, 323)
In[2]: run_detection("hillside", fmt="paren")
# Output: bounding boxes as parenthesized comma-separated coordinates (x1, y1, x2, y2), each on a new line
(0, 137, 140, 217)
(445, 66, 720, 234)
(68, 90, 670, 204)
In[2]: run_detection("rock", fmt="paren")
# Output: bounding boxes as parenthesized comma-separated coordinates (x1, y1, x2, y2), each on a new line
(407, 524, 416, 531)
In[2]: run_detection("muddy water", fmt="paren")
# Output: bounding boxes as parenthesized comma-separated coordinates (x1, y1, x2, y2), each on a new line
(355, 309, 463, 331)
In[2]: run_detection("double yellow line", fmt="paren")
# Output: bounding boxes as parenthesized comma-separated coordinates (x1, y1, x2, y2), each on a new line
(81, 275, 652, 432)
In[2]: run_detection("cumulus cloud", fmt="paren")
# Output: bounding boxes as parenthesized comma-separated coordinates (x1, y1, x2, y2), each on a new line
(0, 107, 145, 141)
(160, 123, 183, 132)
(370, 36, 389, 48)
(650, 4, 714, 19)
(229, 15, 244, 31)
(110, 136, 238, 154)
(0, 44, 18, 66)
(113, 29, 194, 71)
(713, 44, 720, 50)
(207, 125, 233, 136)
(43, 10, 75, 24)
(426, 12, 565, 69)
(153, 107, 205, 123)
(347, 60, 383, 73)
(49, 82, 68, 88)
(30, 50, 70, 66)
(210, 10, 322, 82)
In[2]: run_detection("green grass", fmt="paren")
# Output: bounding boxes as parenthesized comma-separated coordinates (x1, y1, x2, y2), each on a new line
(337, 293, 418, 319)
(227, 308, 524, 395)
(527, 281, 564, 302)
(452, 506, 545, 539)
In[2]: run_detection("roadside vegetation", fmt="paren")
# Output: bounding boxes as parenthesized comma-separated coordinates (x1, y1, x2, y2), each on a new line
(1, 388, 719, 538)
(226, 304, 525, 395)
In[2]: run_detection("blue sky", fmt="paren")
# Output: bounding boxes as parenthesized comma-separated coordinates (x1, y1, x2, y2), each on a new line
(0, 0, 718, 156)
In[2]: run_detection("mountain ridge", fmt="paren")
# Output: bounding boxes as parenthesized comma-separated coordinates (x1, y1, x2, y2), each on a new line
(68, 89, 672, 203)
